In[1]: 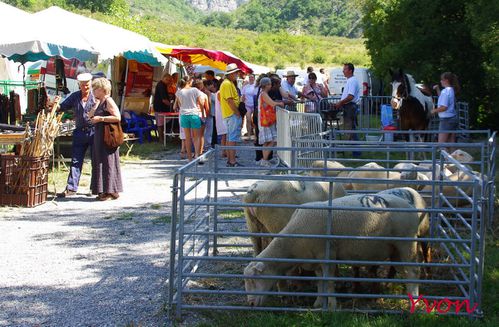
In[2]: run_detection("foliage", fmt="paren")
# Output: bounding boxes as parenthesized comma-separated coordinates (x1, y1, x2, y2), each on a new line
(203, 0, 363, 37)
(128, 0, 202, 22)
(361, 0, 499, 129)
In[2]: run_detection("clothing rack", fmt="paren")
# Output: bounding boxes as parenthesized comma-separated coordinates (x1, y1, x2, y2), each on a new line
(0, 80, 44, 95)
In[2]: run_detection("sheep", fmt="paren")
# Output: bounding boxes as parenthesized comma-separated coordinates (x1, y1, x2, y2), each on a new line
(244, 193, 420, 310)
(421, 170, 482, 207)
(243, 179, 346, 256)
(309, 160, 350, 177)
(345, 162, 403, 191)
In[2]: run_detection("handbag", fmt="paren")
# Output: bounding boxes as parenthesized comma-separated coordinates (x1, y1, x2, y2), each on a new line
(238, 102, 247, 116)
(103, 121, 124, 149)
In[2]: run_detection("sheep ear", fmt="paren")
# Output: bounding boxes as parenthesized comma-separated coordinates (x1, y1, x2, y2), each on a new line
(254, 262, 265, 273)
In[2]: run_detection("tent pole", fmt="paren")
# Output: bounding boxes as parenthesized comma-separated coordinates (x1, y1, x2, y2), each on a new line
(120, 59, 129, 113)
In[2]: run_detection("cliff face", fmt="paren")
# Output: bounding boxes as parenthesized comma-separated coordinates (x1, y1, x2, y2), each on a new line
(187, 0, 248, 12)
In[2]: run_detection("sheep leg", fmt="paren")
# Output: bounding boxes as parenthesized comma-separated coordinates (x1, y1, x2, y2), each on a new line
(244, 208, 264, 255)
(420, 241, 432, 278)
(398, 241, 420, 296)
(313, 264, 337, 311)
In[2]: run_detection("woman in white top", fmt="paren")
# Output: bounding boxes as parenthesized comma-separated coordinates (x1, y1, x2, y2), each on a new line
(432, 72, 460, 144)
(241, 74, 256, 137)
(174, 76, 205, 162)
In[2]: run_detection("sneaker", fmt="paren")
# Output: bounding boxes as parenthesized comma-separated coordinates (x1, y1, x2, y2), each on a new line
(57, 189, 76, 198)
(227, 162, 244, 167)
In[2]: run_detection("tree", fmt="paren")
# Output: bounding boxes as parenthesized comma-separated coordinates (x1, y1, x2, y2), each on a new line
(362, 0, 493, 128)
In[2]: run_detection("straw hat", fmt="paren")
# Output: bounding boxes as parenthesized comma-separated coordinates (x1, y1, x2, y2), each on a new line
(76, 73, 92, 82)
(283, 70, 299, 78)
(225, 63, 241, 75)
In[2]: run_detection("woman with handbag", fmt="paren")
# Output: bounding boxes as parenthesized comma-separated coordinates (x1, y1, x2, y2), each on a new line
(302, 72, 327, 113)
(257, 77, 285, 167)
(88, 77, 123, 201)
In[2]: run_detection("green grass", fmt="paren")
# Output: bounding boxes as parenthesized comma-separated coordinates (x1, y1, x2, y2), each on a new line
(116, 212, 134, 221)
(190, 236, 499, 327)
(150, 203, 162, 210)
(152, 215, 172, 224)
(219, 210, 244, 220)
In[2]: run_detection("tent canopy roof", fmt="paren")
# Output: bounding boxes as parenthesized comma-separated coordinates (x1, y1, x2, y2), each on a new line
(33, 6, 166, 66)
(156, 44, 254, 74)
(0, 3, 98, 63)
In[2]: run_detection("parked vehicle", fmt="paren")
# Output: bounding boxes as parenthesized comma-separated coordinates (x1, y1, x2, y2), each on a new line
(328, 67, 382, 97)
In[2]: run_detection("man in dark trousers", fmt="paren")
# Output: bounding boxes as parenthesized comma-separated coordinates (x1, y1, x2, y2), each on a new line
(57, 72, 97, 197)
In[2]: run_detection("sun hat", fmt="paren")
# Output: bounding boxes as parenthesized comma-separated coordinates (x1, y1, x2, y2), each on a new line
(283, 70, 299, 78)
(225, 63, 241, 75)
(76, 73, 93, 82)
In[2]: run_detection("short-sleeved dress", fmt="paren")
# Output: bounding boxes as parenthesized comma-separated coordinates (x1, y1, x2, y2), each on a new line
(90, 101, 123, 195)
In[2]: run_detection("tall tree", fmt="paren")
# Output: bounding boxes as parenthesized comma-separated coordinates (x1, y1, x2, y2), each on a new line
(362, 0, 497, 128)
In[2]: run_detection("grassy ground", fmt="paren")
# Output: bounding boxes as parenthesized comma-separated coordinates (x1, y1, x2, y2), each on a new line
(190, 233, 498, 326)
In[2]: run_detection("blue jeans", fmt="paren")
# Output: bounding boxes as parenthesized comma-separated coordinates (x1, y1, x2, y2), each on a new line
(66, 128, 94, 192)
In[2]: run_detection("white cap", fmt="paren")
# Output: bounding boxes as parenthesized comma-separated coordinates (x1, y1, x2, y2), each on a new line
(76, 73, 92, 82)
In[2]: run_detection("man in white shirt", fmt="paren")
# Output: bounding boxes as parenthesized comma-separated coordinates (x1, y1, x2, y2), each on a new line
(335, 63, 360, 145)
(280, 70, 302, 100)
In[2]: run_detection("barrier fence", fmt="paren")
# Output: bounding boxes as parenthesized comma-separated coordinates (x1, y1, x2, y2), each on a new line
(168, 141, 491, 320)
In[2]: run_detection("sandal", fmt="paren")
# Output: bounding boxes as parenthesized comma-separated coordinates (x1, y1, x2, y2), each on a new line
(180, 151, 187, 159)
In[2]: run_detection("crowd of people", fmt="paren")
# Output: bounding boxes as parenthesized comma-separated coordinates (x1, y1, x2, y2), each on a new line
(53, 64, 461, 199)
(152, 64, 353, 167)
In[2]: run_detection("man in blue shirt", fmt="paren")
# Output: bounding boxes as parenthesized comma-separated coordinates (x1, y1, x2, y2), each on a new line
(57, 73, 97, 197)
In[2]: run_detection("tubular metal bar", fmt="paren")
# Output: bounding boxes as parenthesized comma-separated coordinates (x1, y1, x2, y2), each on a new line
(185, 230, 472, 244)
(180, 304, 477, 316)
(181, 289, 470, 302)
(183, 200, 473, 215)
(213, 151, 220, 256)
(167, 172, 180, 315)
(175, 171, 187, 320)
(438, 241, 471, 284)
(184, 272, 469, 285)
(182, 255, 470, 269)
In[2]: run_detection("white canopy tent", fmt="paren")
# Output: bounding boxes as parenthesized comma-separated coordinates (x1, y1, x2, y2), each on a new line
(0, 3, 98, 64)
(33, 6, 166, 67)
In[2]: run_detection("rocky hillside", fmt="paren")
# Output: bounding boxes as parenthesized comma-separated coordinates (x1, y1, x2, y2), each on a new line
(187, 0, 248, 12)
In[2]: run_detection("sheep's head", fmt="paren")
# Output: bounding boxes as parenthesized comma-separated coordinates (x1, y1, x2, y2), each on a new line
(243, 261, 275, 307)
(450, 149, 473, 163)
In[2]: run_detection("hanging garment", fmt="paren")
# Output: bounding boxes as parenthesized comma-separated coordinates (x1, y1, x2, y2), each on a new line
(55, 58, 69, 95)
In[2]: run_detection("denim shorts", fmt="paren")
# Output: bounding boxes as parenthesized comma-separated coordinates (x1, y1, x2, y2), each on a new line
(224, 114, 242, 142)
(180, 114, 202, 129)
(439, 116, 458, 131)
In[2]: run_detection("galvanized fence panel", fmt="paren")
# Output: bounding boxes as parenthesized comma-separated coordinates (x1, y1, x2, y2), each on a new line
(276, 108, 323, 167)
(168, 142, 490, 320)
(318, 96, 470, 137)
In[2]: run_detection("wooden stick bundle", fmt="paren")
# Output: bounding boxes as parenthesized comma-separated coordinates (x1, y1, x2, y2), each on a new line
(9, 99, 62, 193)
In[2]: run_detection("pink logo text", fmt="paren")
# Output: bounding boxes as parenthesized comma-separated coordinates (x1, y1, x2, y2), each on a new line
(408, 294, 479, 314)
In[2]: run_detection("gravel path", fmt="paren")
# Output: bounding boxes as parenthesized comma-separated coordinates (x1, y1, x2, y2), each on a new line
(0, 138, 262, 327)
(0, 156, 182, 327)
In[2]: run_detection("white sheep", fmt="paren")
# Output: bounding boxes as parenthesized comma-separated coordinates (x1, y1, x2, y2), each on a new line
(244, 193, 420, 310)
(244, 179, 346, 256)
(345, 162, 403, 191)
(309, 160, 350, 177)
(421, 170, 482, 207)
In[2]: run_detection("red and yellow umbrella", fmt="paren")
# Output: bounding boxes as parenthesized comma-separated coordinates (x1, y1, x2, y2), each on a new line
(156, 44, 253, 74)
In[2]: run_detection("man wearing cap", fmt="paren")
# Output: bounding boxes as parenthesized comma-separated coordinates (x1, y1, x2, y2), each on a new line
(57, 72, 97, 197)
(281, 71, 302, 101)
(220, 63, 243, 167)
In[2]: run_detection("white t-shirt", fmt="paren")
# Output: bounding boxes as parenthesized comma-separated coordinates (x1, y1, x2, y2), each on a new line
(341, 76, 360, 103)
(176, 87, 204, 115)
(242, 83, 256, 108)
(437, 87, 456, 118)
